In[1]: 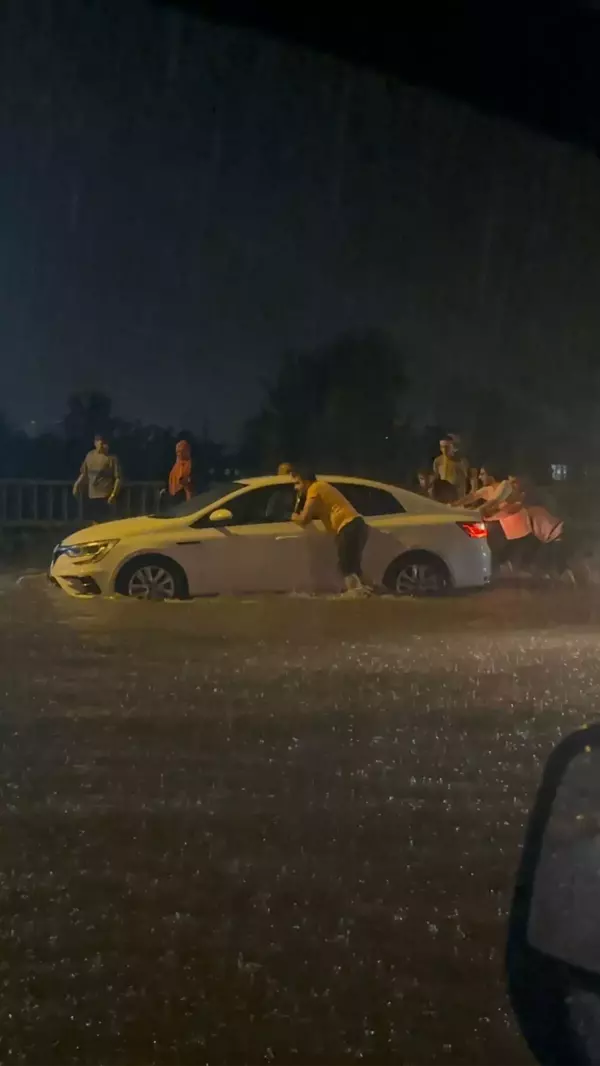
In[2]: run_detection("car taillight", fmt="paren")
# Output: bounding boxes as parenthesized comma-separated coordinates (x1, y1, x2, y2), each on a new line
(458, 521, 488, 539)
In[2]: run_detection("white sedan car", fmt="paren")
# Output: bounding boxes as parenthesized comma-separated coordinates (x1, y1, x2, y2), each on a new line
(49, 475, 491, 599)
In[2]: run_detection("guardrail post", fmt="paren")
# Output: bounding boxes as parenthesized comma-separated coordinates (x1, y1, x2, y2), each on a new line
(0, 480, 163, 527)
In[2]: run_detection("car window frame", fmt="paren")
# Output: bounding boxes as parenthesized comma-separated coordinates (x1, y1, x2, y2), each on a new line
(190, 483, 297, 529)
(329, 481, 405, 517)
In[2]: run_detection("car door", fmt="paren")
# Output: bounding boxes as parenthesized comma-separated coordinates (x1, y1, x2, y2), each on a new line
(287, 481, 407, 590)
(181, 484, 313, 595)
(328, 482, 408, 585)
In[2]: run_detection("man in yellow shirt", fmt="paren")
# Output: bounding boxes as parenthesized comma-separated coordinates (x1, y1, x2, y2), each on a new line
(432, 437, 469, 500)
(291, 468, 371, 594)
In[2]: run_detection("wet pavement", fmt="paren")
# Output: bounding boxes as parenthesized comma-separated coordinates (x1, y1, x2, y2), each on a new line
(2, 576, 600, 1064)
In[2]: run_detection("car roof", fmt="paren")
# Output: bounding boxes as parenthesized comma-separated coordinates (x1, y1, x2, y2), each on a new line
(237, 474, 458, 515)
(239, 474, 403, 491)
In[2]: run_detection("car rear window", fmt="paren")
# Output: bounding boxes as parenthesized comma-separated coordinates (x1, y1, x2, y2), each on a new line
(330, 483, 405, 516)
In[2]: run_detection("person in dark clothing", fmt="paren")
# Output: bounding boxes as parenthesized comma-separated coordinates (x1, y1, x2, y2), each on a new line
(430, 476, 459, 504)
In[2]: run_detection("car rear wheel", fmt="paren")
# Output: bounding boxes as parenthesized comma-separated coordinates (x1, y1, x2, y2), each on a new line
(116, 556, 188, 600)
(384, 552, 450, 597)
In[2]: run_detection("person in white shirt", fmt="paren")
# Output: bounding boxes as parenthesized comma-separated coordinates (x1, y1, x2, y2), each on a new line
(482, 475, 539, 570)
(454, 466, 512, 508)
(454, 465, 525, 566)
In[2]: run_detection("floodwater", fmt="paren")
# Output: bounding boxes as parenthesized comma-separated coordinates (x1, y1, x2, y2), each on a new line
(2, 575, 600, 1064)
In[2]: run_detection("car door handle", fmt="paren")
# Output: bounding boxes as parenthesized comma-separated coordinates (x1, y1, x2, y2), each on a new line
(275, 535, 297, 540)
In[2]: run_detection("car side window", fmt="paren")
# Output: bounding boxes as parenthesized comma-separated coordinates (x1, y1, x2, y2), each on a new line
(331, 483, 405, 516)
(193, 485, 296, 528)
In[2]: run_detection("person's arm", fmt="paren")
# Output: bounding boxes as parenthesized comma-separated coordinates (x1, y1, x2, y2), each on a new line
(108, 457, 122, 503)
(73, 457, 88, 497)
(496, 494, 525, 516)
(293, 490, 306, 515)
(466, 464, 479, 494)
(179, 465, 193, 500)
(480, 500, 498, 519)
(482, 486, 522, 520)
(453, 487, 485, 508)
(292, 494, 319, 527)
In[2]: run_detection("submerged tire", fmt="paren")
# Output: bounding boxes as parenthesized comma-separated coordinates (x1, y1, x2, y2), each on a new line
(383, 552, 450, 597)
(115, 555, 188, 601)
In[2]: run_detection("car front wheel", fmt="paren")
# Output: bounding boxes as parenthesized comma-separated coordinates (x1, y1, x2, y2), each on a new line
(116, 556, 188, 600)
(384, 553, 450, 597)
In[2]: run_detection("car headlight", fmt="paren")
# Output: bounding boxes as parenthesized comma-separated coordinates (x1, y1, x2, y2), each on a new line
(63, 540, 119, 564)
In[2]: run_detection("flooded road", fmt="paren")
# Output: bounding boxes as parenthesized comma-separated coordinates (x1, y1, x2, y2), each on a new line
(2, 576, 599, 1064)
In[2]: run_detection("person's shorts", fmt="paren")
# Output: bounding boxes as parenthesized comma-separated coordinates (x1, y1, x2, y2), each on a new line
(85, 497, 113, 523)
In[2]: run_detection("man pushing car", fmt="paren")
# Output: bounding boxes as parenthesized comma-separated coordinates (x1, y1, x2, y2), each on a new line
(290, 466, 372, 596)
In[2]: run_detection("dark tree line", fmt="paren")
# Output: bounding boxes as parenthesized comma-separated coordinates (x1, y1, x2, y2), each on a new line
(238, 329, 406, 477)
(0, 328, 588, 485)
(237, 328, 580, 484)
(0, 393, 231, 484)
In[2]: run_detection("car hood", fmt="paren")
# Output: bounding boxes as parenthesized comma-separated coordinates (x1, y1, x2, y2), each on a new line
(62, 515, 188, 545)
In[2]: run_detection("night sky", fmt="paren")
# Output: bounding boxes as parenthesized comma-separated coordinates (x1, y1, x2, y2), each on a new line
(3, 0, 600, 443)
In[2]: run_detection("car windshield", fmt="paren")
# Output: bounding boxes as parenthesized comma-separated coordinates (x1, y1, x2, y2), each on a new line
(153, 482, 245, 518)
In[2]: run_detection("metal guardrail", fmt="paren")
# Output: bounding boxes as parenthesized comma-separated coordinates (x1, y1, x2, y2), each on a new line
(0, 480, 163, 527)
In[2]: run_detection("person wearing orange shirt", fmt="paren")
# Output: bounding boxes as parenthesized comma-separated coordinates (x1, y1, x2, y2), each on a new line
(482, 478, 538, 571)
(160, 439, 194, 511)
(291, 467, 371, 595)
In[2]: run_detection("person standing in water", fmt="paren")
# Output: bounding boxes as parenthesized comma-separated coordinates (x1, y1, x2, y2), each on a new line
(73, 433, 122, 523)
(291, 467, 371, 595)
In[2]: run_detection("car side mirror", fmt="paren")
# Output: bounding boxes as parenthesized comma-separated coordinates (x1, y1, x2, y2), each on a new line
(209, 508, 233, 524)
(507, 725, 600, 1065)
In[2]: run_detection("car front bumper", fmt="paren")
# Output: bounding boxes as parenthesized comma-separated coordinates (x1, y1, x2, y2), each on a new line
(50, 552, 114, 597)
(50, 571, 104, 596)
